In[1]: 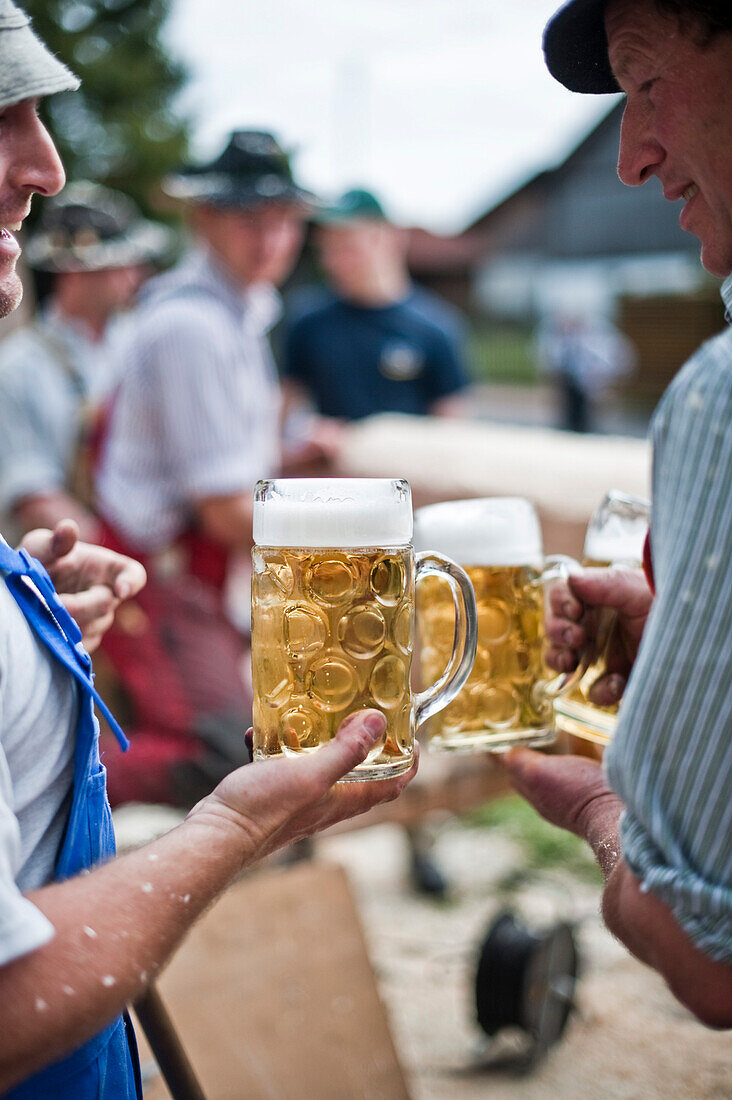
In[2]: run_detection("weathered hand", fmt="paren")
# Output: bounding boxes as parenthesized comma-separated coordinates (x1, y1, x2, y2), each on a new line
(545, 567, 653, 705)
(20, 520, 147, 652)
(499, 748, 624, 877)
(188, 710, 418, 868)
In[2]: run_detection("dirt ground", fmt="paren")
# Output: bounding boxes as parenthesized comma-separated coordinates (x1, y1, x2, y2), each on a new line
(317, 822, 731, 1100)
(119, 806, 730, 1100)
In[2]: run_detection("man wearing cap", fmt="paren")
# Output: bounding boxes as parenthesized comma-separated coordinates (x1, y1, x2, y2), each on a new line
(503, 0, 732, 1025)
(284, 188, 469, 422)
(0, 181, 167, 544)
(94, 132, 337, 807)
(0, 6, 415, 1095)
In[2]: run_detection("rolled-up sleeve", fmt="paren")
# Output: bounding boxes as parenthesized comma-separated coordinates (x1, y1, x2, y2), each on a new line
(605, 333, 732, 963)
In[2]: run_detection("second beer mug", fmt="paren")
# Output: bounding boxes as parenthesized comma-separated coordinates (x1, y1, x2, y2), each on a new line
(251, 479, 477, 781)
(414, 497, 578, 753)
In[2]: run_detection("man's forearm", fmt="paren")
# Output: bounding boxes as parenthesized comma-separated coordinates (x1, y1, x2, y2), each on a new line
(0, 816, 244, 1092)
(195, 492, 255, 550)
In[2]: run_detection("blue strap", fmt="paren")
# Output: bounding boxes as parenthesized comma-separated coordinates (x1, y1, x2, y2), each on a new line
(2, 545, 129, 751)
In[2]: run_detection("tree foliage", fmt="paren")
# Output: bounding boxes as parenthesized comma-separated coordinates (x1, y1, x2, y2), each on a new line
(23, 0, 190, 216)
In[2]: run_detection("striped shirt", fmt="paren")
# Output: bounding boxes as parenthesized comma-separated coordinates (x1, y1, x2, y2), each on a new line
(96, 247, 281, 550)
(605, 273, 732, 964)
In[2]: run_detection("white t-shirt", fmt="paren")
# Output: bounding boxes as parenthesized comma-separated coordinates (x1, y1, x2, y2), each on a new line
(0, 570, 78, 965)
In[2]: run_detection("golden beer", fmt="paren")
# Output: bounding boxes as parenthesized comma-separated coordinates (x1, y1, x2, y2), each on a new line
(252, 545, 414, 775)
(419, 564, 554, 751)
(553, 491, 650, 750)
(251, 477, 477, 781)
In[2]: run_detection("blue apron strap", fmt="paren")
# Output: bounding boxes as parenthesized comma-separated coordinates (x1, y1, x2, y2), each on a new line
(2, 547, 129, 751)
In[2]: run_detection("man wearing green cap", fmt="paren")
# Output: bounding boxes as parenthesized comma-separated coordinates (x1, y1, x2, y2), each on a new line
(284, 188, 468, 422)
(0, 7, 417, 1095)
(503, 0, 732, 1025)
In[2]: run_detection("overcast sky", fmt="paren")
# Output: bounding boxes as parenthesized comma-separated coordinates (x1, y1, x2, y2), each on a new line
(166, 0, 621, 233)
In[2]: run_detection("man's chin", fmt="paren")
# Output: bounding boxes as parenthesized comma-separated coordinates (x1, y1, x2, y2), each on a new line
(0, 271, 23, 318)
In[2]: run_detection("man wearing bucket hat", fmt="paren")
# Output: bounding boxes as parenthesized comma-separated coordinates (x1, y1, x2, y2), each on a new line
(284, 187, 468, 422)
(503, 0, 732, 1025)
(0, 5, 417, 1095)
(0, 181, 168, 544)
(93, 130, 341, 808)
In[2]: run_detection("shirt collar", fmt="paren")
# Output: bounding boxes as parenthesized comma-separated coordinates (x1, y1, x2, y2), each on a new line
(192, 246, 280, 332)
(722, 273, 732, 324)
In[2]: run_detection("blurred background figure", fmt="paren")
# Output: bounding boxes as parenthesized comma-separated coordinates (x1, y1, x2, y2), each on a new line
(94, 130, 334, 809)
(0, 182, 166, 542)
(536, 312, 636, 433)
(284, 188, 470, 424)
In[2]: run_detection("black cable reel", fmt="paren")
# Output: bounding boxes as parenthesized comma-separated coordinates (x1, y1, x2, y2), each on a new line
(474, 909, 579, 1068)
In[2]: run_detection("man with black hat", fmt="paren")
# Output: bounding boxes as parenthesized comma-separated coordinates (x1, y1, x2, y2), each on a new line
(0, 181, 167, 544)
(284, 188, 468, 422)
(0, 7, 416, 1094)
(502, 0, 732, 1025)
(94, 131, 335, 808)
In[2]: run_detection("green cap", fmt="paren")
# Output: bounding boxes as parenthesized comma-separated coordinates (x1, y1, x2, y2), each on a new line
(314, 188, 387, 225)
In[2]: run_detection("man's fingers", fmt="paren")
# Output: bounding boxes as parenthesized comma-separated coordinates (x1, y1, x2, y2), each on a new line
(549, 582, 583, 621)
(545, 617, 585, 648)
(569, 568, 651, 616)
(299, 709, 387, 790)
(50, 519, 80, 561)
(545, 644, 579, 673)
(587, 672, 626, 706)
(60, 586, 117, 630)
(110, 556, 147, 601)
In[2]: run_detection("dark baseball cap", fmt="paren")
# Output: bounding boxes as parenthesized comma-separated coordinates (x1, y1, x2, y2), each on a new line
(543, 0, 620, 94)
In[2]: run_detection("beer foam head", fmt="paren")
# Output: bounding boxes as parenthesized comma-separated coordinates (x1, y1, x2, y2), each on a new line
(414, 497, 543, 566)
(584, 491, 650, 564)
(253, 478, 413, 547)
(584, 511, 649, 564)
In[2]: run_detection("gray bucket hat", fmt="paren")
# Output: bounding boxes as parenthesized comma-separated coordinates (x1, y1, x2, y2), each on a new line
(26, 181, 171, 273)
(0, 0, 79, 111)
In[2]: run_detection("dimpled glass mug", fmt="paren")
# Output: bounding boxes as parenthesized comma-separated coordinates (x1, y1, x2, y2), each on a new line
(251, 478, 477, 781)
(553, 490, 650, 749)
(414, 497, 582, 754)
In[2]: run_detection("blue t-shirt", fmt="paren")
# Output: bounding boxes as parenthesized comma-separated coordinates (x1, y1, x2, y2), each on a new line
(283, 287, 468, 419)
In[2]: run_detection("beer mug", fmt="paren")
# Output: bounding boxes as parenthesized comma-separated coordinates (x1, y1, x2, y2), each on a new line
(553, 491, 650, 749)
(251, 478, 477, 781)
(414, 497, 580, 753)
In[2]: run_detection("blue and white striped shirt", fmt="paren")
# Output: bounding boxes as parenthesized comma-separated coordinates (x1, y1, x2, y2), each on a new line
(605, 273, 732, 964)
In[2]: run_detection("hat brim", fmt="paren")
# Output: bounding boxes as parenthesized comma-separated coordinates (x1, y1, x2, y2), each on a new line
(0, 15, 79, 110)
(161, 172, 318, 211)
(543, 0, 620, 94)
(26, 221, 172, 273)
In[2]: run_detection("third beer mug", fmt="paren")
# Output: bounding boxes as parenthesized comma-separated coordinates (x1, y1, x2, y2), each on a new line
(251, 479, 477, 780)
(553, 490, 650, 749)
(414, 497, 579, 753)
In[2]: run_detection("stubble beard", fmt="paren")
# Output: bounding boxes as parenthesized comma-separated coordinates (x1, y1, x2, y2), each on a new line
(0, 265, 23, 317)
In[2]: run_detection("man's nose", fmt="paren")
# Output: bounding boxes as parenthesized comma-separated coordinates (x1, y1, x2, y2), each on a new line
(616, 100, 665, 187)
(12, 111, 66, 199)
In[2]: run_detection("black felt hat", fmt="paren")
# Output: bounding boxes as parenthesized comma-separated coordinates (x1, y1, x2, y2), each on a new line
(543, 0, 620, 94)
(161, 130, 317, 209)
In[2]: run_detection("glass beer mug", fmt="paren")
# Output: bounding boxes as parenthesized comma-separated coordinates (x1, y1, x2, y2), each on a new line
(251, 478, 477, 781)
(414, 497, 580, 753)
(553, 490, 650, 749)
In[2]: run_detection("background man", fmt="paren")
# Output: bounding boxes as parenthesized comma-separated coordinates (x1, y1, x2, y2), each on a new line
(0, 181, 166, 542)
(503, 0, 732, 1026)
(284, 188, 469, 422)
(95, 132, 336, 808)
(0, 7, 415, 1095)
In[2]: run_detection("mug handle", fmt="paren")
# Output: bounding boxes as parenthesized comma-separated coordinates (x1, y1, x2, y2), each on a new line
(413, 551, 478, 729)
(535, 554, 590, 701)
